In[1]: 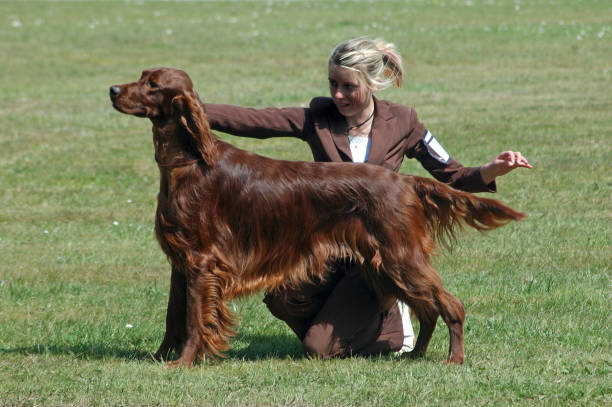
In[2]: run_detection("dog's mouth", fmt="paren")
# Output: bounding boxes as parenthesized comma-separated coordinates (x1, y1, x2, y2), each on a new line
(111, 100, 148, 117)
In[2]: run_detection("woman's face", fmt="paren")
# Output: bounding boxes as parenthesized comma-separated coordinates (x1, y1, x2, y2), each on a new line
(328, 64, 372, 119)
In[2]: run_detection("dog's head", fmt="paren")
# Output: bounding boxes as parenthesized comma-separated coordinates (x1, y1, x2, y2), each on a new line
(109, 67, 197, 121)
(110, 68, 217, 164)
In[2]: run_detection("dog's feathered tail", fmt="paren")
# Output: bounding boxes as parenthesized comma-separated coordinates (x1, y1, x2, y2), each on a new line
(411, 176, 526, 246)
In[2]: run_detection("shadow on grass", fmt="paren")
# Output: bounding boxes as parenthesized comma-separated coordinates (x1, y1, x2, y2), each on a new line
(0, 333, 303, 362)
(227, 332, 303, 360)
(0, 343, 153, 362)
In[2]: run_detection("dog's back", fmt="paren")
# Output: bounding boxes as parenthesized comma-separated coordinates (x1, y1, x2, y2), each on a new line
(202, 141, 413, 295)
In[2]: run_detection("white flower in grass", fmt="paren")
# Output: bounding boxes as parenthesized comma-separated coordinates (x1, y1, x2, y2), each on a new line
(113, 221, 119, 226)
(165, 28, 173, 35)
(12, 20, 22, 28)
(126, 323, 133, 329)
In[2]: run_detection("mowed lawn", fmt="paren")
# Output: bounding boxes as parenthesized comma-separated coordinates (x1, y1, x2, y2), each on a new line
(0, 0, 610, 406)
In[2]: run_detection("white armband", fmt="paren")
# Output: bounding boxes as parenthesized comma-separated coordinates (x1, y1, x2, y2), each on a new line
(423, 130, 450, 164)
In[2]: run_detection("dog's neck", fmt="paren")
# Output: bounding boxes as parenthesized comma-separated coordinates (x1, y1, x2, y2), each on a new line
(152, 121, 200, 168)
(152, 122, 201, 198)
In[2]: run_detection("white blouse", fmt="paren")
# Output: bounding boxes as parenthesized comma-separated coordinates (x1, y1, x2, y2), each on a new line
(348, 135, 371, 163)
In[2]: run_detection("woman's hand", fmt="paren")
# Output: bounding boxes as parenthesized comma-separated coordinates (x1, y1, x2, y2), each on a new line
(480, 151, 532, 185)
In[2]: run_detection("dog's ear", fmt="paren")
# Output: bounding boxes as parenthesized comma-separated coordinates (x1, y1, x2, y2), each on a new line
(171, 92, 218, 165)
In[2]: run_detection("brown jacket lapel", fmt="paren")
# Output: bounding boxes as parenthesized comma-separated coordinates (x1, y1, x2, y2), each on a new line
(329, 114, 353, 161)
(366, 97, 395, 166)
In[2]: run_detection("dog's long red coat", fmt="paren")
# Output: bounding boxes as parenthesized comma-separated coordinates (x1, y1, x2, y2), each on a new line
(110, 68, 526, 366)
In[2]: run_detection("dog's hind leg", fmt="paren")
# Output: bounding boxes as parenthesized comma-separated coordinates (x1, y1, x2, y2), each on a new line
(400, 279, 465, 364)
(435, 288, 465, 364)
(406, 300, 438, 360)
(385, 262, 451, 361)
(154, 268, 187, 361)
(400, 287, 465, 364)
(377, 269, 439, 360)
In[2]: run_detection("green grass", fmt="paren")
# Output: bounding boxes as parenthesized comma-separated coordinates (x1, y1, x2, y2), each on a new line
(0, 0, 610, 405)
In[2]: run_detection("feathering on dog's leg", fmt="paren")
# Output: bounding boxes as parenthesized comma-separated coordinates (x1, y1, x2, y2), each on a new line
(170, 260, 237, 367)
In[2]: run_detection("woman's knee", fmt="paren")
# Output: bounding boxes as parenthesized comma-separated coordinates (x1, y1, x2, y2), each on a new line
(302, 324, 343, 359)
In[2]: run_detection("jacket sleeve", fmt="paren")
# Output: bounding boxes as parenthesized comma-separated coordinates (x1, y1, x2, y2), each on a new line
(418, 149, 497, 193)
(403, 110, 496, 193)
(201, 102, 311, 141)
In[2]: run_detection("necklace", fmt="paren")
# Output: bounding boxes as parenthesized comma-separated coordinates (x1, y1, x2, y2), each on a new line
(346, 109, 375, 136)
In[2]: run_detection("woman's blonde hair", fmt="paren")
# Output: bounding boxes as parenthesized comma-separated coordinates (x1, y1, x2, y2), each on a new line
(329, 37, 404, 91)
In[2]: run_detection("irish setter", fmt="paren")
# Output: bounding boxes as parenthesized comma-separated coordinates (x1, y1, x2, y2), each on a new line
(109, 68, 525, 366)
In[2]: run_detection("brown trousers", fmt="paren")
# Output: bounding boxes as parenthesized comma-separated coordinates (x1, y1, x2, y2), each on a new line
(263, 261, 404, 358)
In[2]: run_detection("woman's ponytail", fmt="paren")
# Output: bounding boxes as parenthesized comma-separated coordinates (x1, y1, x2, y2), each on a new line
(375, 39, 403, 88)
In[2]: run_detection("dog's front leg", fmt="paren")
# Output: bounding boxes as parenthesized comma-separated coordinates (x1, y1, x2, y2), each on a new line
(154, 268, 187, 361)
(171, 278, 205, 367)
(172, 259, 236, 367)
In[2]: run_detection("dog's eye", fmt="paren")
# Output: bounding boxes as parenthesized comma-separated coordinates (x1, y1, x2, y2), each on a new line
(149, 80, 159, 88)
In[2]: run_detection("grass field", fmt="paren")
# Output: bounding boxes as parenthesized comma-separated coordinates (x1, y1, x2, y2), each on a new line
(0, 0, 610, 405)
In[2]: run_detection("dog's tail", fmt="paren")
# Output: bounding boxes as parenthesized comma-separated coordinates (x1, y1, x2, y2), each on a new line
(411, 176, 526, 245)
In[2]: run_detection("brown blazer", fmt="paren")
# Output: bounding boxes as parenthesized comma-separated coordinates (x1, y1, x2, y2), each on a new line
(202, 96, 496, 193)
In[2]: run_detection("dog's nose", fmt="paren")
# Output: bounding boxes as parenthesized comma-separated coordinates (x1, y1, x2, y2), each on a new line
(109, 86, 121, 98)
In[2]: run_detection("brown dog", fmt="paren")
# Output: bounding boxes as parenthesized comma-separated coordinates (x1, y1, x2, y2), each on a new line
(110, 68, 525, 366)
